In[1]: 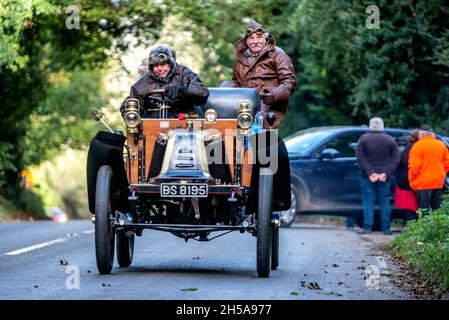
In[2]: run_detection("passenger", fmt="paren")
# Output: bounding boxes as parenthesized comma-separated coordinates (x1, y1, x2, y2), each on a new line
(408, 125, 449, 214)
(355, 117, 400, 235)
(222, 20, 296, 128)
(137, 57, 149, 78)
(394, 130, 419, 221)
(121, 45, 209, 118)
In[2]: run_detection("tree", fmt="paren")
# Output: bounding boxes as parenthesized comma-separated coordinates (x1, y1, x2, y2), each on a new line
(0, 0, 164, 204)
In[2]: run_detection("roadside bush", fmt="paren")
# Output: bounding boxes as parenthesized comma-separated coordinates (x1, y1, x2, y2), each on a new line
(388, 197, 449, 294)
(16, 189, 47, 219)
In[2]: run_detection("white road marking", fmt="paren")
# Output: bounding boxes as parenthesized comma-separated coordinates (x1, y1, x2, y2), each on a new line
(82, 229, 94, 234)
(6, 238, 68, 256)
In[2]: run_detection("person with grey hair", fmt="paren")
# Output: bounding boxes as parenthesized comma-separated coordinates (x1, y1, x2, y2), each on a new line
(355, 117, 400, 234)
(408, 125, 449, 213)
(222, 20, 296, 128)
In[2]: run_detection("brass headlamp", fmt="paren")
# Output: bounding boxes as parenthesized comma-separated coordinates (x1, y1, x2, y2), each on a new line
(124, 98, 141, 133)
(236, 100, 253, 130)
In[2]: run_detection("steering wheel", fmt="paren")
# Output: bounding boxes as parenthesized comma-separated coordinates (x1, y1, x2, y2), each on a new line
(144, 89, 172, 111)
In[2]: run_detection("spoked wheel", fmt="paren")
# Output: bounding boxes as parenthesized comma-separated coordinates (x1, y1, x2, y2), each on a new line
(95, 165, 116, 274)
(117, 231, 134, 267)
(280, 185, 297, 227)
(271, 223, 279, 270)
(257, 168, 274, 278)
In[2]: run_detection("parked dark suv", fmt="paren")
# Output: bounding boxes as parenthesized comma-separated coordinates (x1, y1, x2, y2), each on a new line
(280, 126, 449, 227)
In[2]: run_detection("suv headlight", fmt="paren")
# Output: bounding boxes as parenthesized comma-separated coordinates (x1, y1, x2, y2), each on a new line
(124, 111, 140, 133)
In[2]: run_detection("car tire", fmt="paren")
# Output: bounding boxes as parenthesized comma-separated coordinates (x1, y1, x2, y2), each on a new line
(95, 165, 116, 274)
(117, 232, 134, 267)
(271, 224, 279, 270)
(280, 185, 297, 227)
(257, 168, 273, 278)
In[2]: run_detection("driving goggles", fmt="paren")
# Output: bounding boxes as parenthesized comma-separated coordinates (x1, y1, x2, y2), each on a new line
(148, 53, 170, 65)
(245, 27, 265, 37)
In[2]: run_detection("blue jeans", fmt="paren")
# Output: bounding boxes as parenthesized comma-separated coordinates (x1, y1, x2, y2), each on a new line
(360, 175, 391, 231)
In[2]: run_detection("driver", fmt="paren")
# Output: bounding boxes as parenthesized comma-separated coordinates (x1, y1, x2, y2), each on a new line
(120, 45, 209, 118)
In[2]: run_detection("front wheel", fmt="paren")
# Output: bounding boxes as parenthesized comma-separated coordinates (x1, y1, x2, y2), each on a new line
(95, 165, 116, 274)
(257, 168, 273, 278)
(271, 224, 279, 270)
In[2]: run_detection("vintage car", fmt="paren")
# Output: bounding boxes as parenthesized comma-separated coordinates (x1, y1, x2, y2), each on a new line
(86, 88, 291, 277)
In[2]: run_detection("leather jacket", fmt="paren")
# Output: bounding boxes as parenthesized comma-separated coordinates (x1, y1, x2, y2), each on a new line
(230, 35, 296, 115)
(120, 64, 209, 117)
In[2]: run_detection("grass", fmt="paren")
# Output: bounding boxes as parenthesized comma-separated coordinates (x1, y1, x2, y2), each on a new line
(388, 196, 449, 295)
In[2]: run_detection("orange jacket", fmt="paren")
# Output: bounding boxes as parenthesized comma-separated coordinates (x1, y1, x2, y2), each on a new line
(408, 135, 449, 190)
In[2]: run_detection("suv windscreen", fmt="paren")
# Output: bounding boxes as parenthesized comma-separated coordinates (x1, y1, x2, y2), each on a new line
(285, 131, 333, 155)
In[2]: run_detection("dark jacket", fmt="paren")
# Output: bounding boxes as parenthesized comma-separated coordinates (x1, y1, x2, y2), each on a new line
(356, 131, 400, 177)
(120, 64, 209, 117)
(229, 36, 296, 115)
(395, 143, 413, 190)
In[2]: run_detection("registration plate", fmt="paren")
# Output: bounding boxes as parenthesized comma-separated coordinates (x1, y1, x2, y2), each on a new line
(160, 183, 208, 197)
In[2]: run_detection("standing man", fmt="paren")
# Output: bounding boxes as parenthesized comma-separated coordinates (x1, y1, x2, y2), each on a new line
(408, 125, 449, 213)
(356, 117, 400, 234)
(224, 20, 296, 128)
(121, 45, 209, 118)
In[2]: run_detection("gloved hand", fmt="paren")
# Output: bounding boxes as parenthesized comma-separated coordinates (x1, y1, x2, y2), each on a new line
(260, 88, 275, 105)
(165, 85, 185, 99)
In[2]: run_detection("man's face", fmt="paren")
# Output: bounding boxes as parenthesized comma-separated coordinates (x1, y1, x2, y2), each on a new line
(246, 34, 267, 56)
(152, 62, 170, 78)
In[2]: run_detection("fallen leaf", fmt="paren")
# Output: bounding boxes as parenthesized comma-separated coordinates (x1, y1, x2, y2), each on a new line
(33, 285, 38, 288)
(307, 282, 321, 290)
(290, 292, 299, 296)
(102, 283, 111, 287)
(332, 264, 339, 267)
(192, 257, 200, 260)
(59, 258, 68, 266)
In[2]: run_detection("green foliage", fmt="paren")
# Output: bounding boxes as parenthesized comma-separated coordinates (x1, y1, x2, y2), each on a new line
(283, 0, 449, 135)
(389, 196, 449, 294)
(0, 143, 16, 189)
(0, 0, 164, 203)
(24, 70, 106, 165)
(16, 188, 47, 219)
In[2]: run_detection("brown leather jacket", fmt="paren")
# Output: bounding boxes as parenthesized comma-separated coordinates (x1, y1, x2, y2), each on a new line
(230, 35, 296, 115)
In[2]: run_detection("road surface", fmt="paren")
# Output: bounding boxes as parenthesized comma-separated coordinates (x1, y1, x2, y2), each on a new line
(0, 219, 412, 300)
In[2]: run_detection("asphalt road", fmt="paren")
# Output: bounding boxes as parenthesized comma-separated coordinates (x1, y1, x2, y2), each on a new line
(0, 219, 412, 300)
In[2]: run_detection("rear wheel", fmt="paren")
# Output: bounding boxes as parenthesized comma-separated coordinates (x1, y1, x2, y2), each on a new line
(257, 168, 273, 278)
(271, 224, 279, 270)
(117, 232, 134, 267)
(95, 165, 115, 274)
